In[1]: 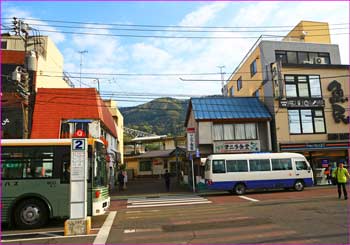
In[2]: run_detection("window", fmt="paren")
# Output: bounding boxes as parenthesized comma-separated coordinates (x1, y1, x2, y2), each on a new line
(245, 123, 257, 139)
(230, 86, 234, 96)
(2, 147, 54, 179)
(213, 124, 224, 141)
(212, 160, 226, 173)
(213, 123, 257, 141)
(275, 50, 330, 64)
(1, 41, 7, 49)
(249, 159, 271, 171)
(287, 51, 297, 64)
(275, 51, 287, 64)
(139, 161, 152, 171)
(288, 110, 301, 134)
(284, 75, 321, 98)
(234, 124, 246, 140)
(227, 160, 248, 172)
(250, 60, 257, 77)
(295, 160, 308, 170)
(288, 109, 325, 134)
(237, 77, 242, 91)
(271, 159, 292, 171)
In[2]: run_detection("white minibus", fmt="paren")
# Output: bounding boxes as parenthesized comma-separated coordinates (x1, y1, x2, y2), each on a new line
(204, 153, 314, 195)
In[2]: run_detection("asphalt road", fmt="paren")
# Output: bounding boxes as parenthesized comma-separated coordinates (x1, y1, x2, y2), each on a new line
(2, 186, 349, 244)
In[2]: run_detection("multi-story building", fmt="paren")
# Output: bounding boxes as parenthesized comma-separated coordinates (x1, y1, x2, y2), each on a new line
(1, 34, 73, 139)
(104, 99, 125, 165)
(31, 88, 119, 164)
(224, 20, 349, 182)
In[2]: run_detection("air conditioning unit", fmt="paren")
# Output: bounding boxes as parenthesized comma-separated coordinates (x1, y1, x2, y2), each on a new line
(314, 57, 326, 64)
(303, 60, 313, 64)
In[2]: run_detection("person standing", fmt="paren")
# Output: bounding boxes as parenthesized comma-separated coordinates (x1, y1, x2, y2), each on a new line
(123, 170, 128, 190)
(324, 165, 332, 185)
(117, 170, 124, 192)
(164, 169, 171, 192)
(332, 163, 350, 200)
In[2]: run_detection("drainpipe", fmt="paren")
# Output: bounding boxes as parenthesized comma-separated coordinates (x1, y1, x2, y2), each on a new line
(267, 121, 272, 152)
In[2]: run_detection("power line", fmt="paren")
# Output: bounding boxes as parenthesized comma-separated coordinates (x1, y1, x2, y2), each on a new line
(4, 21, 348, 33)
(13, 17, 349, 29)
(17, 28, 349, 39)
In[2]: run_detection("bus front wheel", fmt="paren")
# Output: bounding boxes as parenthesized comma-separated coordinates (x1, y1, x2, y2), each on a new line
(14, 198, 49, 229)
(234, 183, 246, 195)
(294, 180, 304, 191)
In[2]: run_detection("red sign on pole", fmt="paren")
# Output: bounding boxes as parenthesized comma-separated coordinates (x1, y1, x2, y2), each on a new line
(73, 129, 86, 138)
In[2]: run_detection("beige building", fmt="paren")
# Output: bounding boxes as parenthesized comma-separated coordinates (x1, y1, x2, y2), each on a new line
(2, 34, 72, 89)
(224, 20, 349, 183)
(104, 100, 124, 165)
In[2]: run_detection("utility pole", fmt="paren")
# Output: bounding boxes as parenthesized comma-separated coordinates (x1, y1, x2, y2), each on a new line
(217, 65, 226, 96)
(78, 50, 88, 88)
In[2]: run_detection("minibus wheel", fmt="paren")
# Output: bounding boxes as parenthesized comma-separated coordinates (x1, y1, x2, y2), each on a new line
(294, 180, 304, 191)
(14, 198, 49, 229)
(234, 183, 246, 195)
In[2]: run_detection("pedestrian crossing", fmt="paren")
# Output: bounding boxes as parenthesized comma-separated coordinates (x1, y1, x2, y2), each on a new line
(126, 195, 212, 208)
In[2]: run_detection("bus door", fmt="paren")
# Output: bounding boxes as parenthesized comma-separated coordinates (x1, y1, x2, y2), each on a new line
(294, 158, 312, 181)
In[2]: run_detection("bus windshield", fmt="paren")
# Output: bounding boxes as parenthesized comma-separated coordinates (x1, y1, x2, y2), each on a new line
(93, 141, 108, 187)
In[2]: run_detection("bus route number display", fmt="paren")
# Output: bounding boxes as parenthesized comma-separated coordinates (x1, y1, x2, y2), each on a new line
(71, 139, 87, 180)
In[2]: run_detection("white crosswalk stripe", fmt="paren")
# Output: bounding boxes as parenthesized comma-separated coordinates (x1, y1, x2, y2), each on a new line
(127, 195, 211, 208)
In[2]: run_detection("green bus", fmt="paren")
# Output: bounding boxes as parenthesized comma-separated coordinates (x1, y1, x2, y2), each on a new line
(1, 138, 110, 229)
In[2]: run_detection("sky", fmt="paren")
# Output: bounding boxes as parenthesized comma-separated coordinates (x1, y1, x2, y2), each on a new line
(1, 1, 349, 107)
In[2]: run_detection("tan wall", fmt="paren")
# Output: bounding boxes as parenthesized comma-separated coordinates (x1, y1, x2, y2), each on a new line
(36, 37, 68, 89)
(276, 67, 349, 144)
(226, 47, 263, 98)
(283, 21, 331, 44)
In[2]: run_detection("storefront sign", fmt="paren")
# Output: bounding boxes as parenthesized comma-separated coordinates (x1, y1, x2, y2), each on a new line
(214, 140, 260, 153)
(279, 98, 325, 108)
(187, 128, 196, 152)
(328, 80, 350, 124)
(271, 61, 283, 99)
(327, 133, 350, 140)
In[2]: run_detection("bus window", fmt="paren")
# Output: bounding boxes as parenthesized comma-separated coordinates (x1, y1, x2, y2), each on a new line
(249, 159, 271, 171)
(295, 160, 308, 170)
(272, 159, 292, 171)
(227, 160, 248, 172)
(212, 160, 226, 173)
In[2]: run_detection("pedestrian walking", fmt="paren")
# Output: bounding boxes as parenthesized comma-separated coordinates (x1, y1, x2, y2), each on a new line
(123, 170, 128, 190)
(332, 163, 350, 200)
(117, 170, 124, 191)
(164, 169, 171, 192)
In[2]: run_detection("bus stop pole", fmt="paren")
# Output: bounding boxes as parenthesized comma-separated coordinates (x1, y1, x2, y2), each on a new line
(191, 158, 195, 193)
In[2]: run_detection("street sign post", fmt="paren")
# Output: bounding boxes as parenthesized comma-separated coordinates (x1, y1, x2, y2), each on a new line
(64, 138, 90, 236)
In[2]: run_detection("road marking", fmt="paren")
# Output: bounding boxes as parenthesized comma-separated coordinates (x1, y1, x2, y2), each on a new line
(239, 195, 259, 202)
(128, 200, 211, 208)
(2, 228, 99, 237)
(124, 228, 162, 233)
(124, 229, 136, 233)
(127, 195, 211, 208)
(1, 234, 96, 243)
(93, 211, 117, 245)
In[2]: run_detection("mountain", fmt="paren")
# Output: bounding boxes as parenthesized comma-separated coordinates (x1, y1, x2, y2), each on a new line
(120, 97, 189, 137)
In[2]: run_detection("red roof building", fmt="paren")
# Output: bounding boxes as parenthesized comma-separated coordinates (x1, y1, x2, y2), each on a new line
(31, 88, 117, 139)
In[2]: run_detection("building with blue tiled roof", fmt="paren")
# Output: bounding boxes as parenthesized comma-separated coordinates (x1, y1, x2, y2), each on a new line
(184, 96, 272, 158)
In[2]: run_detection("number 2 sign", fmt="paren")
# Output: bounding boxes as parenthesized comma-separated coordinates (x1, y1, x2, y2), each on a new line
(72, 139, 86, 151)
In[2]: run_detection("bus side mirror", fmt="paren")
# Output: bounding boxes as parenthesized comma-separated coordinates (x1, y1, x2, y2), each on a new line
(307, 166, 311, 171)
